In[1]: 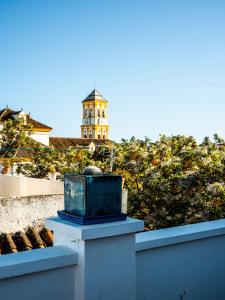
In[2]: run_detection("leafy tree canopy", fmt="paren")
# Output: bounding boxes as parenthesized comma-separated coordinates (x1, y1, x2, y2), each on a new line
(8, 125, 225, 229)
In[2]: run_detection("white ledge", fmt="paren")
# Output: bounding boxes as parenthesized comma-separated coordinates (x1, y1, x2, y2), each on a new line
(46, 217, 144, 241)
(0, 246, 78, 280)
(136, 218, 225, 251)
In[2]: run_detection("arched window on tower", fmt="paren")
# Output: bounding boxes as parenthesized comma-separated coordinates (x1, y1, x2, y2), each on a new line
(89, 128, 92, 139)
(98, 109, 100, 117)
(84, 129, 87, 138)
(103, 129, 106, 139)
(98, 129, 101, 139)
(102, 110, 105, 118)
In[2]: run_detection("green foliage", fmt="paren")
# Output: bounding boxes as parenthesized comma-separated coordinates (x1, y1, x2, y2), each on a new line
(113, 135, 225, 229)
(59, 147, 93, 176)
(17, 146, 63, 178)
(12, 126, 225, 229)
(0, 119, 33, 159)
(17, 146, 93, 179)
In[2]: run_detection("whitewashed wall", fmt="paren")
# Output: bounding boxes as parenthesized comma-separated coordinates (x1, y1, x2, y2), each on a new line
(0, 175, 63, 197)
(0, 194, 63, 232)
(30, 131, 50, 146)
(136, 219, 225, 300)
(1, 218, 225, 300)
(0, 246, 78, 300)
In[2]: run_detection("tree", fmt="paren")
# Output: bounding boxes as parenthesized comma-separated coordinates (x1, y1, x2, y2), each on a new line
(0, 119, 33, 173)
(17, 146, 64, 178)
(112, 135, 225, 229)
(17, 146, 93, 179)
(12, 128, 225, 230)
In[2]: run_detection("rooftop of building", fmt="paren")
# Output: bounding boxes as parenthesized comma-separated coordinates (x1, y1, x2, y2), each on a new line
(50, 137, 111, 150)
(82, 89, 107, 102)
(0, 107, 52, 131)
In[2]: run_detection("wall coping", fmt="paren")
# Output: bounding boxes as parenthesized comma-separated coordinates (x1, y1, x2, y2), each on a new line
(0, 194, 63, 200)
(46, 217, 144, 241)
(0, 175, 63, 197)
(0, 246, 77, 280)
(136, 218, 225, 251)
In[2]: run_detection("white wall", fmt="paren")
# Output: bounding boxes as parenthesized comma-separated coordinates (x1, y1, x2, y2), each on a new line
(1, 217, 225, 300)
(0, 246, 78, 300)
(136, 219, 225, 300)
(0, 175, 64, 232)
(0, 194, 64, 232)
(0, 175, 63, 197)
(31, 131, 50, 146)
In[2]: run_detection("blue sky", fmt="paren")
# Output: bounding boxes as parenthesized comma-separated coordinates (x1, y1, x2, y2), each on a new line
(0, 0, 224, 142)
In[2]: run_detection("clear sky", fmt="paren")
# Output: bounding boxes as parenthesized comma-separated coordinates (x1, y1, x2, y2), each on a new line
(0, 0, 224, 142)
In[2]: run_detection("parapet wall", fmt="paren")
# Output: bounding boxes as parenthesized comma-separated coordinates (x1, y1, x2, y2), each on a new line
(0, 246, 77, 300)
(1, 217, 225, 299)
(0, 194, 64, 233)
(0, 175, 63, 197)
(135, 219, 225, 300)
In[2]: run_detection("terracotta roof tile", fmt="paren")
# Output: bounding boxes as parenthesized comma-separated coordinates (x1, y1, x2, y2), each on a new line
(50, 137, 110, 150)
(27, 115, 52, 130)
(40, 227, 54, 247)
(0, 227, 53, 255)
(26, 228, 46, 249)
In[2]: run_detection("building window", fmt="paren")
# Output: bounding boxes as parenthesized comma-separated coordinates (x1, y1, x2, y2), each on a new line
(89, 128, 92, 138)
(98, 109, 100, 117)
(102, 110, 105, 118)
(84, 129, 87, 138)
(84, 109, 88, 117)
(98, 134, 101, 139)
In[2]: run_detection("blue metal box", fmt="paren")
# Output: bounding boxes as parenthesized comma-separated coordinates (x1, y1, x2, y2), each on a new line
(58, 174, 127, 225)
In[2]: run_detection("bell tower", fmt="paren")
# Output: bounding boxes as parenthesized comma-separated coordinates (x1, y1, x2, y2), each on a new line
(81, 89, 109, 139)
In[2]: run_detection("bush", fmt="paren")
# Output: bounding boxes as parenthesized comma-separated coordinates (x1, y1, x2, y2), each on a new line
(14, 130, 225, 229)
(113, 135, 225, 229)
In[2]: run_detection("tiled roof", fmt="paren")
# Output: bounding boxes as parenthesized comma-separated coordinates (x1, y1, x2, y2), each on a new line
(27, 115, 52, 130)
(83, 89, 107, 102)
(0, 107, 52, 131)
(0, 227, 53, 255)
(50, 137, 110, 150)
(0, 108, 16, 120)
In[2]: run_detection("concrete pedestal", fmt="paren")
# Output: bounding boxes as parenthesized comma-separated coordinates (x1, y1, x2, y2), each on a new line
(46, 217, 144, 300)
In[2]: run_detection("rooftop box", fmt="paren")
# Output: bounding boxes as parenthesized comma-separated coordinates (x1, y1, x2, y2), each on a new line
(58, 173, 127, 225)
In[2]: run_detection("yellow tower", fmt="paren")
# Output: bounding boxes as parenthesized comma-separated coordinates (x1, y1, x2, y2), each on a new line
(81, 89, 109, 139)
